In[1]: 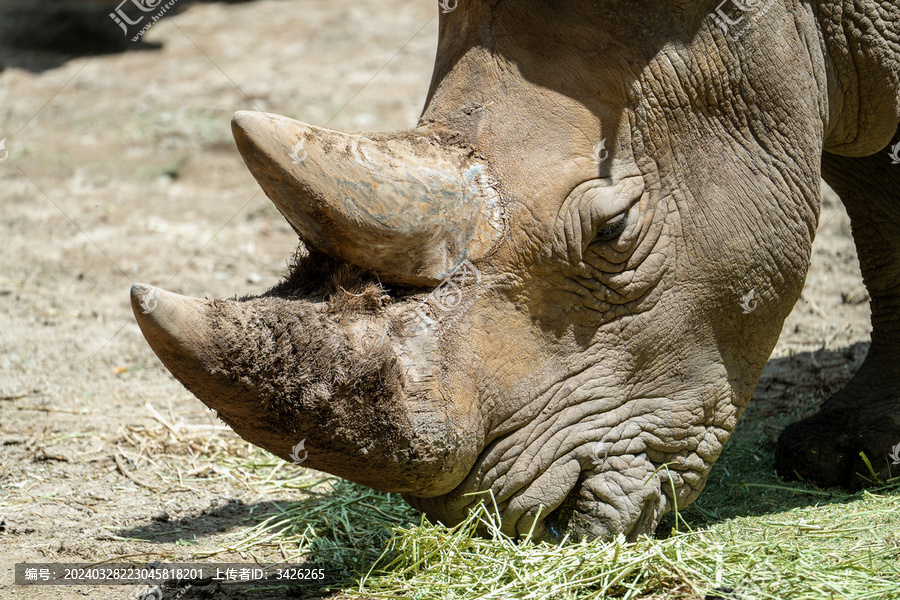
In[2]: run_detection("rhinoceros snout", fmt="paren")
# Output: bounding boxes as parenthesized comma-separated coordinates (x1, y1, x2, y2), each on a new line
(130, 278, 476, 497)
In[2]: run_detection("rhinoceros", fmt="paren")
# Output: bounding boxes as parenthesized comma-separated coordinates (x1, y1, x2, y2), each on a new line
(131, 0, 900, 542)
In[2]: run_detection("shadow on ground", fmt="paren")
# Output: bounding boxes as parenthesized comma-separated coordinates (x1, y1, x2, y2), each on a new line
(657, 341, 900, 533)
(112, 478, 402, 597)
(114, 498, 344, 598)
(0, 0, 260, 73)
(113, 497, 267, 544)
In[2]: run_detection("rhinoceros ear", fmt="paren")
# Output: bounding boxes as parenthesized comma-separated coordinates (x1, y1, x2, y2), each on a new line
(231, 111, 504, 285)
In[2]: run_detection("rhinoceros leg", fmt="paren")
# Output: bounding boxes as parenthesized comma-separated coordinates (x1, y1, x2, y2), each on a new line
(775, 125, 900, 489)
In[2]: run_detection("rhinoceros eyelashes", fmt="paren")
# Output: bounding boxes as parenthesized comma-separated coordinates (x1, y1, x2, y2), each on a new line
(595, 213, 628, 241)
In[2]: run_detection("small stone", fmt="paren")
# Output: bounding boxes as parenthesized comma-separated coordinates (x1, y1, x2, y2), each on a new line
(841, 287, 869, 305)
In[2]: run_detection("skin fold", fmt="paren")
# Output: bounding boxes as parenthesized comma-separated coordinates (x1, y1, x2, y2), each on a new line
(131, 0, 900, 542)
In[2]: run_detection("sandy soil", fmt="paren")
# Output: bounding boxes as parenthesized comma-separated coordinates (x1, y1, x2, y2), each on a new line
(0, 1, 873, 598)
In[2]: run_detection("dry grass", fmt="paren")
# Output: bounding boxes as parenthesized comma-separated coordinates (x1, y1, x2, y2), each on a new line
(104, 375, 900, 600)
(202, 442, 900, 599)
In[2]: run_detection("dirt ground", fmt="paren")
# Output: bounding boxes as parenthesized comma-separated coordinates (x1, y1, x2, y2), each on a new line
(0, 1, 875, 599)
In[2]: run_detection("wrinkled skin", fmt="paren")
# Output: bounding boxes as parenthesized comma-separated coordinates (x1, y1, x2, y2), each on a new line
(132, 0, 900, 542)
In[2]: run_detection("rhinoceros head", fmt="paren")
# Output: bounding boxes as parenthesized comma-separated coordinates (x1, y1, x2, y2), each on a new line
(132, 0, 896, 541)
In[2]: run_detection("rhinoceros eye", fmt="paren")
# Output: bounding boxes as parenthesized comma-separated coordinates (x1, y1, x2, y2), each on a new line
(595, 213, 628, 241)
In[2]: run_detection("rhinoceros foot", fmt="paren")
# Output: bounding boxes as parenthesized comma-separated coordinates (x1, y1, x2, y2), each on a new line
(775, 362, 900, 489)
